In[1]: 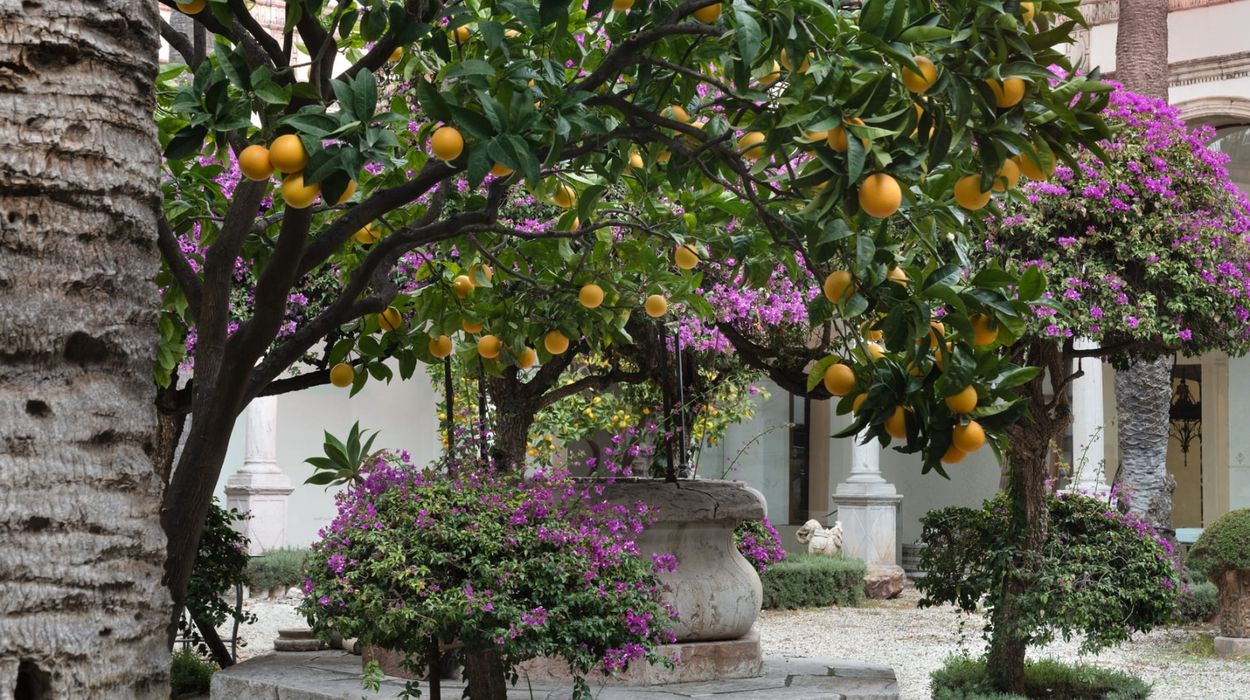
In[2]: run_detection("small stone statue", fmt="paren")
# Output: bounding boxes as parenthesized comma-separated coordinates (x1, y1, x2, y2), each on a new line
(796, 519, 843, 556)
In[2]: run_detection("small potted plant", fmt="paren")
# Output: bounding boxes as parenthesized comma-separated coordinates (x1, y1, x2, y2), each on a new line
(1188, 508, 1250, 656)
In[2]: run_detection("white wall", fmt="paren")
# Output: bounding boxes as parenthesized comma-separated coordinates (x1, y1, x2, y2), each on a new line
(697, 380, 792, 522)
(1226, 355, 1250, 511)
(214, 364, 442, 548)
(1086, 2, 1250, 73)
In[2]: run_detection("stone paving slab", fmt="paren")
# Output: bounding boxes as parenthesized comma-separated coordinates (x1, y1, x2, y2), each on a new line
(211, 651, 899, 699)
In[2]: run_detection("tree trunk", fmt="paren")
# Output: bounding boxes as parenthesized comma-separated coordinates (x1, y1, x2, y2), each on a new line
(462, 643, 507, 700)
(986, 341, 1070, 693)
(0, 2, 168, 697)
(1115, 0, 1170, 101)
(1114, 357, 1177, 540)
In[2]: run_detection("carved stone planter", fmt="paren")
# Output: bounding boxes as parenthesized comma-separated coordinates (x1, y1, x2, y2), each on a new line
(1215, 568, 1250, 657)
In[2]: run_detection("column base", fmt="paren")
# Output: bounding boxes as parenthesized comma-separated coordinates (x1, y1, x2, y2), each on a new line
(832, 486, 903, 573)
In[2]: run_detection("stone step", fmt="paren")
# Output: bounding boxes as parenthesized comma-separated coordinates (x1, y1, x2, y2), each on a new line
(276, 628, 317, 640)
(273, 638, 325, 652)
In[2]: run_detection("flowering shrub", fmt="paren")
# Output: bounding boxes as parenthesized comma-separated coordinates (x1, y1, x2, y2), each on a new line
(299, 449, 675, 698)
(991, 86, 1250, 363)
(734, 518, 788, 574)
(918, 490, 1178, 655)
(182, 499, 255, 663)
(1186, 508, 1250, 581)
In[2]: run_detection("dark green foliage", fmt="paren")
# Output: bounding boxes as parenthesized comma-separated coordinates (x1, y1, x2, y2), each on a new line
(245, 547, 309, 592)
(1187, 509, 1250, 581)
(1174, 580, 1220, 624)
(918, 492, 1177, 655)
(760, 554, 865, 610)
(930, 656, 1151, 700)
(169, 649, 216, 699)
(181, 499, 256, 656)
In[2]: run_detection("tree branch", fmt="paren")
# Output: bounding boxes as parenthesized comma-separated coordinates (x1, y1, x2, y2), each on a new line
(225, 0, 287, 70)
(160, 19, 201, 70)
(574, 22, 724, 95)
(156, 214, 203, 321)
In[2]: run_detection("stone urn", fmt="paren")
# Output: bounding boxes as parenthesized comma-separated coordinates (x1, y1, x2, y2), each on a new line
(590, 477, 765, 643)
(1215, 569, 1250, 656)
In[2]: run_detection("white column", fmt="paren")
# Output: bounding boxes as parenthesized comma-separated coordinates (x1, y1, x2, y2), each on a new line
(832, 425, 904, 595)
(225, 396, 294, 555)
(1068, 339, 1109, 497)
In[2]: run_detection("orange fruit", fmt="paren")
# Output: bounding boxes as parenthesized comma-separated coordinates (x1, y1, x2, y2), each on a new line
(645, 294, 668, 318)
(629, 151, 644, 169)
(888, 267, 909, 286)
(1014, 152, 1052, 181)
(859, 173, 902, 218)
(176, 0, 205, 14)
(826, 118, 866, 152)
(579, 283, 605, 308)
(553, 184, 576, 209)
(544, 330, 570, 355)
(468, 263, 493, 284)
(336, 179, 357, 204)
(941, 444, 966, 464)
(953, 420, 987, 452)
(329, 362, 354, 388)
(490, 163, 513, 177)
(389, 47, 403, 62)
(760, 62, 782, 86)
(453, 25, 472, 42)
(518, 346, 538, 369)
(946, 386, 978, 414)
(238, 145, 273, 182)
(954, 174, 991, 211)
(823, 363, 855, 397)
(993, 158, 1021, 192)
(971, 314, 1000, 346)
(675, 244, 699, 270)
(986, 77, 1026, 109)
(462, 319, 484, 334)
(281, 174, 320, 209)
(452, 275, 474, 299)
(693, 2, 721, 22)
(477, 334, 501, 359)
(431, 126, 464, 161)
(1020, 1, 1036, 23)
(354, 224, 380, 244)
(613, 0, 634, 9)
(429, 335, 454, 358)
(861, 322, 884, 342)
(823, 270, 855, 303)
(866, 342, 885, 360)
(738, 131, 767, 160)
(657, 149, 672, 164)
(929, 320, 946, 347)
(662, 105, 690, 124)
(778, 49, 810, 73)
(378, 307, 402, 332)
(269, 134, 308, 174)
(852, 393, 868, 413)
(885, 406, 908, 439)
(901, 56, 939, 94)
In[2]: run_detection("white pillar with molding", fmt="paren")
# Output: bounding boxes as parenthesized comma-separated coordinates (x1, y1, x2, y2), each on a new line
(831, 426, 904, 595)
(1068, 338, 1109, 497)
(225, 396, 294, 555)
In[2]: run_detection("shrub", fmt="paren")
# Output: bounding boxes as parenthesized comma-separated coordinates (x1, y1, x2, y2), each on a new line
(1174, 580, 1220, 624)
(760, 554, 865, 610)
(245, 547, 309, 593)
(299, 449, 675, 699)
(1187, 508, 1250, 582)
(169, 649, 216, 698)
(918, 492, 1178, 655)
(930, 656, 1151, 700)
(181, 499, 255, 658)
(734, 518, 787, 573)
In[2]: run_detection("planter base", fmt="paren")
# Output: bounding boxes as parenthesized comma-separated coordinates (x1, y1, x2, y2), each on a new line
(516, 627, 763, 686)
(1214, 636, 1250, 657)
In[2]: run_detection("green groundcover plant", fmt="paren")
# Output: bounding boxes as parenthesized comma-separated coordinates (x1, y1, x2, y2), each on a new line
(299, 443, 676, 698)
(760, 555, 865, 610)
(930, 656, 1150, 700)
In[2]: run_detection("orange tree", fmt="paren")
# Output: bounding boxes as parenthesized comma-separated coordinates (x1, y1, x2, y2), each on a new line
(153, 0, 1112, 685)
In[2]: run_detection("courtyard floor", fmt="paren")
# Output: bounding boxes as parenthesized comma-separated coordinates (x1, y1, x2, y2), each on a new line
(225, 584, 1249, 699)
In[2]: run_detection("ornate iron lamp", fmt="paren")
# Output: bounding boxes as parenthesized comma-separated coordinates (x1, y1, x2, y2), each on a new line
(1169, 370, 1202, 467)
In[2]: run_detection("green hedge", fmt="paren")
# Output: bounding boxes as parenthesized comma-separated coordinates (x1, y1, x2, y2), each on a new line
(1175, 580, 1219, 624)
(245, 547, 308, 592)
(170, 649, 216, 698)
(930, 656, 1150, 700)
(1188, 509, 1250, 580)
(760, 554, 865, 610)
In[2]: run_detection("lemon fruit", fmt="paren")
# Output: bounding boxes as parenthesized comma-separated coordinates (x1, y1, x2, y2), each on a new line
(329, 362, 354, 388)
(553, 184, 576, 209)
(662, 105, 690, 124)
(238, 145, 273, 182)
(822, 363, 855, 397)
(452, 275, 474, 299)
(629, 151, 644, 169)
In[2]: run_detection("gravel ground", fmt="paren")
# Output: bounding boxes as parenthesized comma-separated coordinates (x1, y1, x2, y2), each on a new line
(231, 587, 1249, 699)
(759, 584, 1250, 700)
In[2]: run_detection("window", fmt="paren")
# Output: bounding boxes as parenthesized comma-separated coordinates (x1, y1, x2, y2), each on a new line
(1208, 124, 1250, 195)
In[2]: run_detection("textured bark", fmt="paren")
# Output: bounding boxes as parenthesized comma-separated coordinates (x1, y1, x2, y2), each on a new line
(1114, 0, 1170, 101)
(462, 643, 507, 700)
(0, 2, 168, 697)
(1114, 356, 1177, 539)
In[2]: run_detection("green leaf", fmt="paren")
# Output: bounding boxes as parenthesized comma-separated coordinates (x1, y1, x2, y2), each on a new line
(416, 79, 453, 123)
(733, 3, 763, 69)
(445, 59, 497, 78)
(897, 25, 952, 42)
(808, 355, 838, 393)
(1017, 266, 1045, 301)
(164, 125, 208, 160)
(995, 367, 1042, 391)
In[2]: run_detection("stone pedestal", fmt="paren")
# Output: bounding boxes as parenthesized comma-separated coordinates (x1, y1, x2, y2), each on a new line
(833, 433, 905, 598)
(516, 628, 763, 686)
(225, 397, 294, 555)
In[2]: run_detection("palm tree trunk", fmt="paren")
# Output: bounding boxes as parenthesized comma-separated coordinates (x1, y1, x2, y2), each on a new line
(1114, 357, 1176, 538)
(1114, 0, 1174, 537)
(0, 3, 168, 697)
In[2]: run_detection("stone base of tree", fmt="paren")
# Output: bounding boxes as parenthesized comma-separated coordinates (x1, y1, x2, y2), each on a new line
(515, 627, 763, 686)
(1214, 637, 1250, 657)
(1217, 569, 1250, 638)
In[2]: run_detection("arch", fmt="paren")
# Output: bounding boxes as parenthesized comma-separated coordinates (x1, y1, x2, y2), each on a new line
(1175, 96, 1250, 126)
